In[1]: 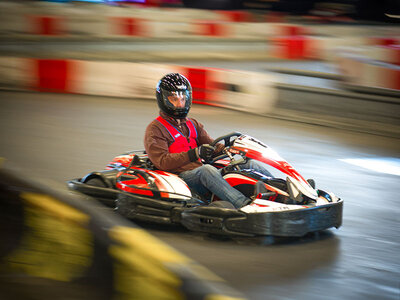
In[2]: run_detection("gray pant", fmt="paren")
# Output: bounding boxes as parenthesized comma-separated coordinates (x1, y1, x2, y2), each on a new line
(179, 159, 273, 208)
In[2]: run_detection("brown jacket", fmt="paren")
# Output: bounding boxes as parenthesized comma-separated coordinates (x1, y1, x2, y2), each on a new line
(144, 112, 220, 174)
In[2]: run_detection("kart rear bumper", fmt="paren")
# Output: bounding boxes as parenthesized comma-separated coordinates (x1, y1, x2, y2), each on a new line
(67, 179, 119, 207)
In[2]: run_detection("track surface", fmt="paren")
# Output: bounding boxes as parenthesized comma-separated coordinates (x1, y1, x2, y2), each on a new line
(0, 91, 399, 300)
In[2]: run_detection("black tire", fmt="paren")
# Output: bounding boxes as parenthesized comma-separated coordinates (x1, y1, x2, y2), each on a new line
(85, 177, 107, 188)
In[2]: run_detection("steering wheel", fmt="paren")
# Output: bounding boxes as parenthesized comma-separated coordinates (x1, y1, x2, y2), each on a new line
(208, 132, 242, 163)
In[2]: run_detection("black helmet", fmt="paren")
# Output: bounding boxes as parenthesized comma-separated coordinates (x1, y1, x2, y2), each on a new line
(156, 73, 192, 119)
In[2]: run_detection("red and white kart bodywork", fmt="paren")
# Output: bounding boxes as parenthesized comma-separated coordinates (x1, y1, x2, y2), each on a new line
(68, 133, 342, 237)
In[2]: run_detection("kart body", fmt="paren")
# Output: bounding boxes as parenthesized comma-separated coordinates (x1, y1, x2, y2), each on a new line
(68, 133, 343, 237)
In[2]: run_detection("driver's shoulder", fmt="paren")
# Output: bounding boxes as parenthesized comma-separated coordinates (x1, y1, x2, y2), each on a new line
(187, 117, 205, 131)
(145, 119, 167, 136)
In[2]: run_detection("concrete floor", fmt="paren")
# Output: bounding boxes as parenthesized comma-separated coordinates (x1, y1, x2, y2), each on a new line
(0, 91, 399, 300)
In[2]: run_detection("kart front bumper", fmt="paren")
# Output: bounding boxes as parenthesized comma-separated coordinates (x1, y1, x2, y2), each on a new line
(181, 201, 343, 237)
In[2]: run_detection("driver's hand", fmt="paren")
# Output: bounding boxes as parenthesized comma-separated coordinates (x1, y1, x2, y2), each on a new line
(198, 144, 215, 160)
(188, 144, 215, 162)
(214, 143, 225, 155)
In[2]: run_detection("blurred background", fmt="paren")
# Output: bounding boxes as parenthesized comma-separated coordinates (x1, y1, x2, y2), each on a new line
(0, 0, 399, 300)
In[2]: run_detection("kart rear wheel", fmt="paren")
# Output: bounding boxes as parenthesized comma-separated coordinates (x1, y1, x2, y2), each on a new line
(85, 177, 107, 188)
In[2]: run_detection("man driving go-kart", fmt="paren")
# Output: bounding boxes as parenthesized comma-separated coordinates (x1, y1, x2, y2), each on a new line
(68, 72, 342, 237)
(144, 73, 273, 208)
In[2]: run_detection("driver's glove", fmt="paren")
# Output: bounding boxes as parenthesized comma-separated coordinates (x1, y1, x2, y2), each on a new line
(188, 144, 215, 162)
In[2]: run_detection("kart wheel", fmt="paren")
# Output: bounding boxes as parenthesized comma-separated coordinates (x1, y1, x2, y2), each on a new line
(85, 177, 107, 188)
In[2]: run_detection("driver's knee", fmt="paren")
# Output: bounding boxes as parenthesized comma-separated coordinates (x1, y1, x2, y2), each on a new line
(244, 159, 273, 177)
(198, 164, 220, 178)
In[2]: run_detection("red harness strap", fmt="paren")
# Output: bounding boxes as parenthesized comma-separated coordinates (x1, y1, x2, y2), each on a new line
(156, 116, 198, 153)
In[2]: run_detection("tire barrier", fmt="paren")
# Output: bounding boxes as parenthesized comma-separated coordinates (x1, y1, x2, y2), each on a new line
(0, 167, 245, 300)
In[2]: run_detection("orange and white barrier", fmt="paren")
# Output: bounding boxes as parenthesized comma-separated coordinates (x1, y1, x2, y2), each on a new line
(364, 45, 400, 65)
(0, 56, 398, 138)
(109, 17, 150, 37)
(309, 25, 391, 38)
(306, 36, 375, 60)
(0, 1, 313, 40)
(269, 35, 399, 61)
(3, 14, 278, 40)
(217, 10, 254, 22)
(22, 16, 304, 40)
(368, 37, 399, 47)
(28, 15, 66, 36)
(0, 1, 399, 43)
(0, 57, 279, 114)
(336, 48, 400, 91)
(270, 36, 313, 60)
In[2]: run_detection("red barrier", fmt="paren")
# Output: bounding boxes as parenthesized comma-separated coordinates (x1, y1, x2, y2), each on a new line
(30, 15, 65, 35)
(279, 25, 309, 36)
(111, 17, 147, 36)
(194, 21, 229, 37)
(273, 36, 311, 59)
(218, 10, 252, 22)
(185, 68, 208, 101)
(368, 37, 399, 46)
(33, 59, 75, 93)
(388, 68, 400, 90)
(384, 45, 400, 65)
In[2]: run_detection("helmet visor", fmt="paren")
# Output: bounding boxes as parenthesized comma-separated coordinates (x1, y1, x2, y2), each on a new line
(163, 89, 191, 110)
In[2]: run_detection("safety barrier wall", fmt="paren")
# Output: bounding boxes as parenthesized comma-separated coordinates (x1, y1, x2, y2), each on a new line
(1, 54, 398, 94)
(0, 57, 279, 115)
(272, 83, 400, 138)
(0, 56, 399, 138)
(0, 2, 280, 40)
(1, 1, 399, 68)
(272, 39, 400, 138)
(335, 43, 400, 91)
(0, 15, 303, 40)
(0, 167, 245, 299)
(0, 1, 399, 41)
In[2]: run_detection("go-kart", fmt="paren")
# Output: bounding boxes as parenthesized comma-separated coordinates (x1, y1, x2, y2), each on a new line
(68, 133, 343, 237)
